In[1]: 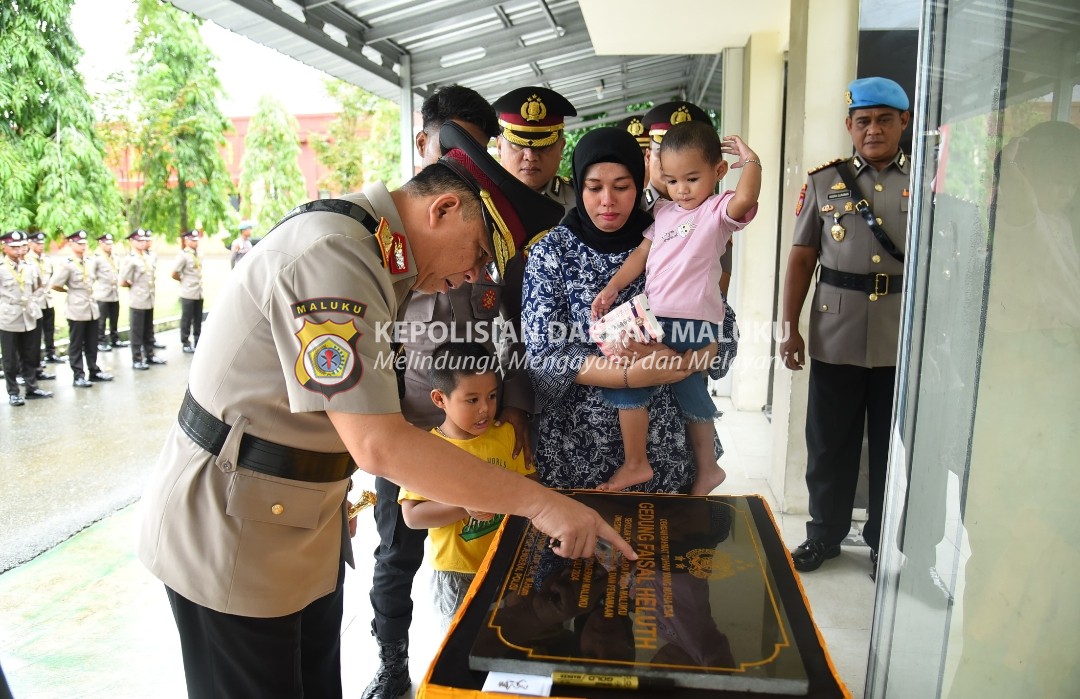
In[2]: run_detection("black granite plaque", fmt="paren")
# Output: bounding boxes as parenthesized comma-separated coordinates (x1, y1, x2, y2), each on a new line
(468, 492, 809, 694)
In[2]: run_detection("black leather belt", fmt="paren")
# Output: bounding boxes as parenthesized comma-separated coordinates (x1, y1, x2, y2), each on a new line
(178, 390, 355, 483)
(819, 265, 903, 298)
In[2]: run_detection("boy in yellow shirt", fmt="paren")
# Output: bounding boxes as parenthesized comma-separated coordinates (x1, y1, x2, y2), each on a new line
(399, 342, 536, 631)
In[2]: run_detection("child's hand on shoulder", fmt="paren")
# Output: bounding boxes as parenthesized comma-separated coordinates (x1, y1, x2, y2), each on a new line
(721, 135, 759, 168)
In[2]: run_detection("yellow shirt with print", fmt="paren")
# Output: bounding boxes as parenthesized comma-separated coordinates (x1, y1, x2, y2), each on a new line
(399, 421, 534, 574)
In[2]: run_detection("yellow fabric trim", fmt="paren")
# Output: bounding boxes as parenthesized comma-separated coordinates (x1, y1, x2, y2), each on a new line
(500, 128, 560, 148)
(478, 189, 516, 276)
(498, 118, 564, 133)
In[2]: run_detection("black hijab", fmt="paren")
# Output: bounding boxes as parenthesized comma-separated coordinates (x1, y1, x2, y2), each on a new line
(562, 127, 653, 253)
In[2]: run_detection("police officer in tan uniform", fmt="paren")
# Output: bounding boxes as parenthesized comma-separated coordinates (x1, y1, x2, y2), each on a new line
(172, 229, 204, 353)
(1, 231, 51, 405)
(50, 230, 112, 386)
(137, 122, 634, 699)
(780, 77, 911, 575)
(493, 86, 577, 212)
(88, 233, 125, 351)
(120, 228, 163, 370)
(27, 231, 62, 367)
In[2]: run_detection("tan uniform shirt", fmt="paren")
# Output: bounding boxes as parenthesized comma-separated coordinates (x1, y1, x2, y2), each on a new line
(793, 151, 910, 368)
(25, 251, 53, 311)
(173, 249, 203, 300)
(0, 257, 42, 332)
(51, 255, 100, 321)
(87, 251, 119, 303)
(138, 183, 417, 617)
(120, 250, 155, 310)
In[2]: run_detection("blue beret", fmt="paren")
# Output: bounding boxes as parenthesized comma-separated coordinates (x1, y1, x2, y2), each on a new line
(846, 77, 909, 111)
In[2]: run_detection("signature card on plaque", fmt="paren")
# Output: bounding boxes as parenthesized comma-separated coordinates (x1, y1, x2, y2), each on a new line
(468, 492, 809, 695)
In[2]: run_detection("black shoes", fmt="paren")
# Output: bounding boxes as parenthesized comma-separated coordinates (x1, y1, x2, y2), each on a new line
(113, 339, 129, 347)
(147, 356, 167, 365)
(97, 343, 113, 352)
(869, 549, 879, 581)
(182, 344, 195, 354)
(152, 341, 166, 350)
(9, 394, 24, 406)
(73, 377, 93, 388)
(791, 539, 842, 572)
(25, 388, 53, 399)
(133, 361, 150, 371)
(362, 638, 411, 699)
(90, 372, 114, 382)
(44, 353, 65, 364)
(36, 371, 55, 381)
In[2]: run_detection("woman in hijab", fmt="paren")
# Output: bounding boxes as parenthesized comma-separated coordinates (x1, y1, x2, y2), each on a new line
(522, 127, 719, 492)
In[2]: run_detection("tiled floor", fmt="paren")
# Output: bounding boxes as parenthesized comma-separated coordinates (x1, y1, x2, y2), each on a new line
(0, 397, 873, 698)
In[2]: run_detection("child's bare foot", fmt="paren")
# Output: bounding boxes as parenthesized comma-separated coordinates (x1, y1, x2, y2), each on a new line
(597, 459, 654, 492)
(691, 464, 727, 495)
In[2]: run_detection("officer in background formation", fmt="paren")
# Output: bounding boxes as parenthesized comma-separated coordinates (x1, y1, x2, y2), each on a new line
(2, 231, 52, 406)
(172, 229, 204, 353)
(493, 86, 577, 212)
(51, 230, 114, 387)
(26, 231, 62, 368)
(88, 233, 127, 352)
(640, 100, 735, 299)
(230, 220, 253, 268)
(780, 77, 911, 578)
(120, 228, 164, 370)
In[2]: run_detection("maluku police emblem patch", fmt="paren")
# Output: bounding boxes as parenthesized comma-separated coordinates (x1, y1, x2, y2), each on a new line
(294, 318, 363, 398)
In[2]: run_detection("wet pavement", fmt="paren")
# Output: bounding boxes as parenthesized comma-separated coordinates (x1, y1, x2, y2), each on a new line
(0, 327, 192, 572)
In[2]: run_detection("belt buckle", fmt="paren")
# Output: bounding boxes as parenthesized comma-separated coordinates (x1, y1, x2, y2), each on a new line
(870, 273, 889, 301)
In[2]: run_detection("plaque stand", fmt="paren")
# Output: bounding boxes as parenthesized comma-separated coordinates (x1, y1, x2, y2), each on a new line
(419, 493, 850, 699)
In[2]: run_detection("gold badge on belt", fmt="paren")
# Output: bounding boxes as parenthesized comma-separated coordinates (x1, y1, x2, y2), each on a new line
(831, 213, 846, 242)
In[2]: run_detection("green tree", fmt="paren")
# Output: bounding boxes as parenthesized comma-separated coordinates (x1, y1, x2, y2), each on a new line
(0, 0, 125, 239)
(312, 79, 400, 193)
(238, 95, 307, 233)
(131, 0, 233, 239)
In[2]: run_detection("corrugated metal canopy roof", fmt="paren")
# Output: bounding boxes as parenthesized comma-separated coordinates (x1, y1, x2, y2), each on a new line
(167, 0, 725, 126)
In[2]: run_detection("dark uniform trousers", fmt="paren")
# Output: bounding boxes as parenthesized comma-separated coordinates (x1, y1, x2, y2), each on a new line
(805, 359, 895, 552)
(180, 298, 204, 347)
(1, 327, 42, 395)
(39, 306, 56, 355)
(166, 560, 346, 699)
(129, 308, 155, 361)
(67, 319, 100, 379)
(369, 475, 427, 642)
(98, 300, 120, 344)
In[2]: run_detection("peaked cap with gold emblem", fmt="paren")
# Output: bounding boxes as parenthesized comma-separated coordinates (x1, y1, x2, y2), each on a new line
(616, 113, 650, 152)
(492, 86, 577, 149)
(438, 121, 564, 284)
(642, 101, 712, 145)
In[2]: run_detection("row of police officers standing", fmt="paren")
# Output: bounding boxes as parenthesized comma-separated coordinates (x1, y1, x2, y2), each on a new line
(1, 227, 206, 404)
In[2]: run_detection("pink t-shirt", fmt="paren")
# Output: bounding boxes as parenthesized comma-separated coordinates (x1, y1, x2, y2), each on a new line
(643, 192, 756, 323)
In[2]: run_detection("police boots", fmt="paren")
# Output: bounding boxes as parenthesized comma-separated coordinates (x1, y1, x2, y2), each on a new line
(362, 638, 410, 699)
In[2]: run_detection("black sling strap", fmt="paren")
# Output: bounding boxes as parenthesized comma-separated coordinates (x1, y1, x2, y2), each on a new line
(274, 198, 380, 234)
(832, 160, 905, 263)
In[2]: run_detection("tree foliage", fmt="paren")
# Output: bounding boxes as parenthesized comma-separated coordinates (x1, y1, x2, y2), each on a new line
(0, 0, 125, 239)
(238, 95, 307, 233)
(130, 0, 233, 238)
(312, 79, 400, 193)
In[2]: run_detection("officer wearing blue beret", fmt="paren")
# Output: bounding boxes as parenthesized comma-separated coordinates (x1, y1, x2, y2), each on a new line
(781, 77, 912, 577)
